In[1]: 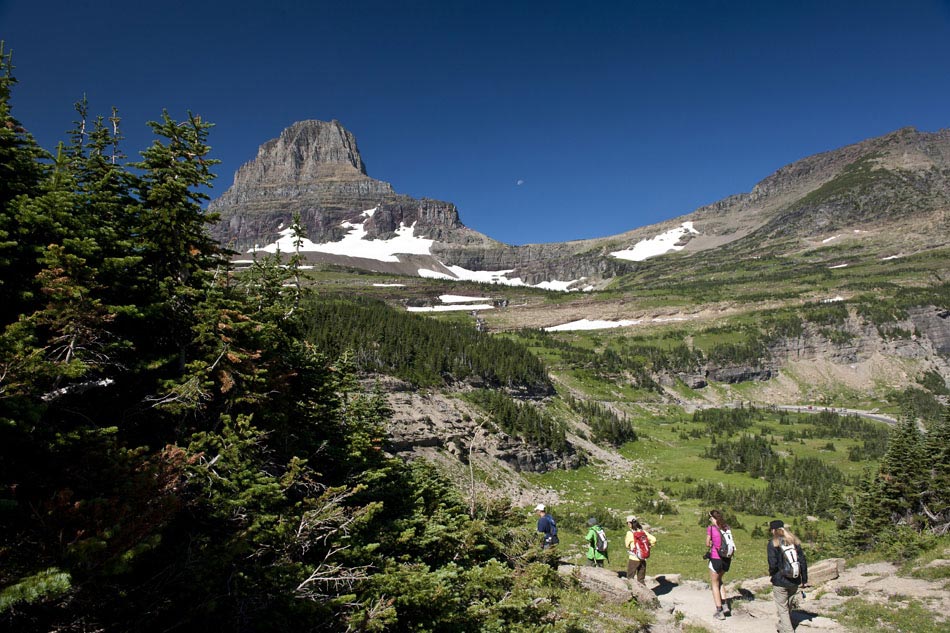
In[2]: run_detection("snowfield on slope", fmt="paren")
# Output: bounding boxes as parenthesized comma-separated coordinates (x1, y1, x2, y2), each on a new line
(252, 208, 586, 291)
(610, 222, 700, 261)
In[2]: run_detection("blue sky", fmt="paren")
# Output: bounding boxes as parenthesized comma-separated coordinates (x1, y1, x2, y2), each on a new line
(2, 0, 950, 245)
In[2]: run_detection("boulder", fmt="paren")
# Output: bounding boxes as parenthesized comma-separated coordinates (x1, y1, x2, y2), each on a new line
(558, 564, 658, 607)
(923, 558, 950, 569)
(726, 557, 844, 597)
(808, 557, 845, 585)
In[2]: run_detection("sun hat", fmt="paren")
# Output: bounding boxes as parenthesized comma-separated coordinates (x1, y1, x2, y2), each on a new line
(587, 517, 598, 526)
(625, 515, 636, 523)
(534, 503, 546, 512)
(769, 519, 785, 530)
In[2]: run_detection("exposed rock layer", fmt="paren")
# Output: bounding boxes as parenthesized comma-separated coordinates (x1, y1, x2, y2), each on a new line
(209, 120, 468, 251)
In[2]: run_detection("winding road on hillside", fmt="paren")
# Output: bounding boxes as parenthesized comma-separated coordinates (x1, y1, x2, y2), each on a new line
(687, 401, 900, 426)
(770, 405, 899, 426)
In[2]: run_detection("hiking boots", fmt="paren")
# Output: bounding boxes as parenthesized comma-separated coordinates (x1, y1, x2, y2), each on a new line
(714, 609, 726, 620)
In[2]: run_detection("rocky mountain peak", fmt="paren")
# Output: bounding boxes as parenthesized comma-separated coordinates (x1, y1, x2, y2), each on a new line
(237, 119, 368, 187)
(209, 120, 468, 252)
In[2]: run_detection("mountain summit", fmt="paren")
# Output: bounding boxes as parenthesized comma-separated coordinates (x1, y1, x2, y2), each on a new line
(209, 120, 484, 254)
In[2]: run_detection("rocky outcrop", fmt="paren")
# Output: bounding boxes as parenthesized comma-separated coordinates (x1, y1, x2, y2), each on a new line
(378, 379, 584, 474)
(706, 365, 775, 384)
(659, 366, 772, 388)
(494, 435, 586, 472)
(808, 558, 846, 585)
(209, 120, 468, 252)
(557, 564, 659, 606)
(908, 305, 950, 358)
(726, 557, 844, 596)
(657, 308, 949, 391)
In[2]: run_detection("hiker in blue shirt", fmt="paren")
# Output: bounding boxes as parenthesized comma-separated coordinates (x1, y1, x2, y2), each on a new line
(535, 503, 559, 549)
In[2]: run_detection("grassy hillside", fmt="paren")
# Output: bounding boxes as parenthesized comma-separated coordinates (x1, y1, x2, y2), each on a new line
(292, 236, 949, 587)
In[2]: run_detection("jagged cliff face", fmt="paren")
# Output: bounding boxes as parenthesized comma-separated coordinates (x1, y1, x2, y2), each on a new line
(209, 120, 468, 251)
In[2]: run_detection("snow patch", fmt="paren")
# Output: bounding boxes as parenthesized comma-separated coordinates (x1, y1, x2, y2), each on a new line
(419, 265, 583, 292)
(544, 319, 642, 332)
(440, 294, 492, 303)
(251, 208, 433, 262)
(828, 263, 849, 269)
(822, 235, 841, 244)
(533, 279, 580, 292)
(407, 304, 494, 312)
(822, 296, 845, 303)
(880, 255, 902, 261)
(373, 283, 406, 287)
(610, 222, 700, 262)
(251, 210, 586, 292)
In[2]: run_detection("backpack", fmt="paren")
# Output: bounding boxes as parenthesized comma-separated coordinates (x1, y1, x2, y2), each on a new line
(630, 530, 651, 559)
(594, 528, 608, 553)
(780, 541, 801, 579)
(717, 528, 736, 559)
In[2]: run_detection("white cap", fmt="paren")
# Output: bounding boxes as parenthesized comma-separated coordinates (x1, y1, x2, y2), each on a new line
(626, 515, 637, 523)
(534, 503, 546, 512)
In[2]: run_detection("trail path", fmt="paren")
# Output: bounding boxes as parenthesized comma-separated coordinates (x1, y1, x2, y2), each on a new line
(688, 401, 900, 427)
(771, 404, 899, 426)
(650, 560, 950, 632)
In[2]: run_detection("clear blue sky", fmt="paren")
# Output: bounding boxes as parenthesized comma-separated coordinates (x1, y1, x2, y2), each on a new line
(3, 0, 949, 245)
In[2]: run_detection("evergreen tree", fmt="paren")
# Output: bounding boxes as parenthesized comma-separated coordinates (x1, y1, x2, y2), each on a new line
(0, 42, 48, 326)
(878, 418, 927, 525)
(132, 110, 222, 376)
(923, 411, 950, 531)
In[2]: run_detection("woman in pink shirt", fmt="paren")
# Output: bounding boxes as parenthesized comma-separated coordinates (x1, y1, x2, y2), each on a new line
(705, 509, 731, 620)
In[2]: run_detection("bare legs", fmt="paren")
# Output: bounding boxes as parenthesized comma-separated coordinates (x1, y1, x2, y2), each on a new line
(709, 568, 724, 610)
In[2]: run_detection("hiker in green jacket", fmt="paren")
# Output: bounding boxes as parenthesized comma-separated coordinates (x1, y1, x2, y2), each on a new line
(585, 517, 608, 567)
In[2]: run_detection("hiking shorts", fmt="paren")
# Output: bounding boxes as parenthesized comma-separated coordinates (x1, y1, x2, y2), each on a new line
(709, 557, 731, 574)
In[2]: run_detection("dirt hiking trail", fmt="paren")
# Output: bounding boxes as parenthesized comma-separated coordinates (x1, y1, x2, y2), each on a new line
(650, 560, 950, 632)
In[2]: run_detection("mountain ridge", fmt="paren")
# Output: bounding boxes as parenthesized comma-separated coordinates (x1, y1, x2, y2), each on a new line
(210, 122, 950, 287)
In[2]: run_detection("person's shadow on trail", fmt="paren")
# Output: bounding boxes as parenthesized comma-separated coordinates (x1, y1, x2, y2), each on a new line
(650, 575, 678, 596)
(792, 609, 822, 626)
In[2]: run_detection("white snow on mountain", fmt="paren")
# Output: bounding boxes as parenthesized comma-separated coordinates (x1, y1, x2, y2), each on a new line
(828, 263, 849, 269)
(407, 304, 495, 312)
(533, 279, 581, 291)
(251, 209, 586, 291)
(439, 295, 492, 303)
(418, 264, 584, 292)
(544, 315, 689, 331)
(544, 319, 642, 332)
(418, 265, 522, 284)
(610, 222, 700, 261)
(251, 208, 434, 262)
